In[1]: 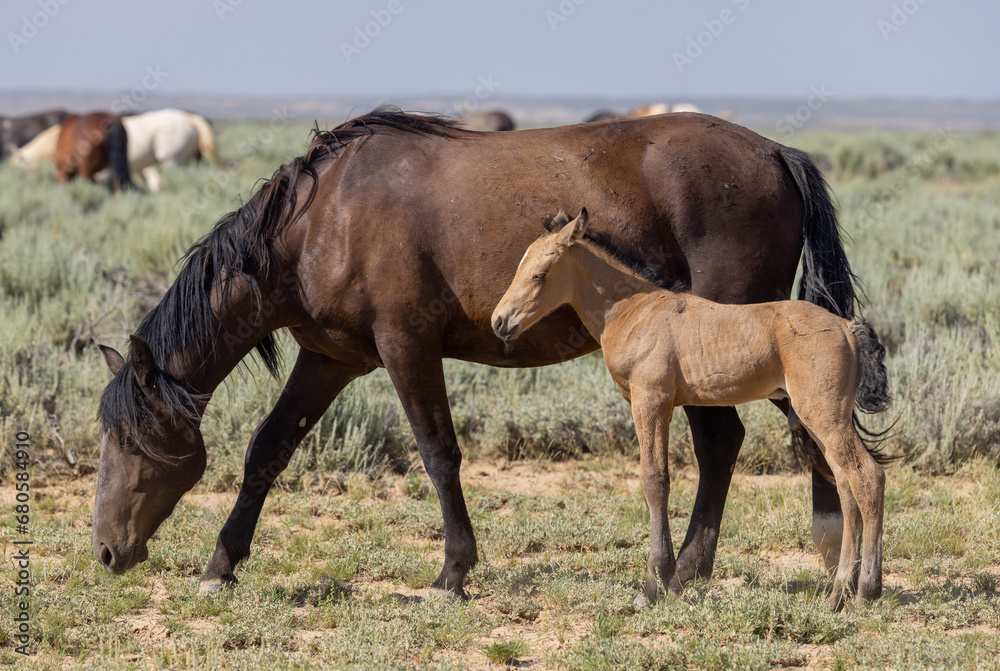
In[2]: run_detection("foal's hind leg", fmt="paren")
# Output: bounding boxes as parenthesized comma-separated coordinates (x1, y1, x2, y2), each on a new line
(632, 391, 680, 604)
(199, 350, 365, 592)
(804, 420, 885, 611)
(673, 406, 744, 586)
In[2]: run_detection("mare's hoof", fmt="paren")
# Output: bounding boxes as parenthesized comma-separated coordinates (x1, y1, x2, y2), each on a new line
(199, 577, 236, 594)
(634, 593, 653, 608)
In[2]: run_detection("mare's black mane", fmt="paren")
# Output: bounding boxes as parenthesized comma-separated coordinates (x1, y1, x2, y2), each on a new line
(99, 106, 457, 457)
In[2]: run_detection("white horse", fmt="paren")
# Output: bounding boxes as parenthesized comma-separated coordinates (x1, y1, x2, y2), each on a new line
(9, 109, 222, 192)
(9, 123, 60, 169)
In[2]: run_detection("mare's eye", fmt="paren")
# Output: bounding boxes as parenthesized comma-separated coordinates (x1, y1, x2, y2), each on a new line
(121, 435, 134, 449)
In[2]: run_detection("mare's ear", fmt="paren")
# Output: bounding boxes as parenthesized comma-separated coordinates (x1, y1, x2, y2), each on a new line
(128, 335, 156, 390)
(100, 345, 126, 376)
(544, 208, 571, 233)
(558, 208, 589, 244)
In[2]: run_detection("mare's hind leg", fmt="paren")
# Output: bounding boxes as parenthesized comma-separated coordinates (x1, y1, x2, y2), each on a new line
(199, 349, 365, 592)
(378, 345, 477, 598)
(632, 391, 680, 604)
(673, 406, 744, 586)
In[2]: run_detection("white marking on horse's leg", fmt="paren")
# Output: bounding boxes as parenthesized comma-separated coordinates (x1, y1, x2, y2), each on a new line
(298, 416, 307, 428)
(812, 512, 844, 576)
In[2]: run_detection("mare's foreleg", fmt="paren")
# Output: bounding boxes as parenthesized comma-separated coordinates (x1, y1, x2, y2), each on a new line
(633, 392, 679, 604)
(673, 406, 744, 585)
(379, 345, 477, 598)
(199, 350, 364, 592)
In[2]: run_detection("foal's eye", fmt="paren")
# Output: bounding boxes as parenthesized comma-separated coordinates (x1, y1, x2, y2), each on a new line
(531, 273, 546, 282)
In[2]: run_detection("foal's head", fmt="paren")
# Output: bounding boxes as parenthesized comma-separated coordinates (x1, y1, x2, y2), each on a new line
(493, 208, 589, 342)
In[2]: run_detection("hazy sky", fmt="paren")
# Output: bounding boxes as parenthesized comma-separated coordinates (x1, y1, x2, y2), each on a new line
(2, 0, 997, 101)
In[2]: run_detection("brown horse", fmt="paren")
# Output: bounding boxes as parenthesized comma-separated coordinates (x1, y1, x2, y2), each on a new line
(0, 108, 69, 157)
(492, 209, 890, 611)
(94, 107, 862, 599)
(53, 112, 133, 193)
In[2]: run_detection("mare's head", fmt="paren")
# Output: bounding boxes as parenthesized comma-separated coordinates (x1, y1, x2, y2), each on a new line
(492, 208, 590, 342)
(93, 336, 206, 574)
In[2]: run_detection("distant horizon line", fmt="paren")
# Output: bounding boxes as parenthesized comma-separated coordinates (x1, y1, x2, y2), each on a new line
(2, 89, 999, 105)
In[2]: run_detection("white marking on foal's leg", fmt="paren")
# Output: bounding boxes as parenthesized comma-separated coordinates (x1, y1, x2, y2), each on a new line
(299, 416, 307, 428)
(812, 512, 844, 576)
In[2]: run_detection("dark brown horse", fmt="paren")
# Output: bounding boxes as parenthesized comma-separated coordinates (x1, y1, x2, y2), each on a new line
(94, 108, 860, 599)
(0, 108, 69, 157)
(53, 112, 133, 193)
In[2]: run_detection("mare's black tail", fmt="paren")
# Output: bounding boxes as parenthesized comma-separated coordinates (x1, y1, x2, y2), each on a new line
(779, 146, 859, 319)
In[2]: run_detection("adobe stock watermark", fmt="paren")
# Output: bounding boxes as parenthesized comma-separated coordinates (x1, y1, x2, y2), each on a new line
(110, 66, 169, 115)
(7, 0, 71, 54)
(545, 0, 588, 31)
(854, 127, 955, 232)
(340, 0, 411, 63)
(442, 75, 502, 118)
(673, 0, 751, 73)
(178, 106, 296, 221)
(213, 0, 244, 21)
(877, 0, 931, 41)
(774, 85, 833, 138)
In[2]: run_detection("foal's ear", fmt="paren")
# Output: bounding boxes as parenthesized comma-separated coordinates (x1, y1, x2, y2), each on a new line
(100, 345, 126, 376)
(128, 335, 157, 390)
(560, 208, 589, 243)
(545, 208, 571, 233)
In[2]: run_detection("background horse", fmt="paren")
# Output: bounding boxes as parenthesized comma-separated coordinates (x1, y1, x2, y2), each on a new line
(52, 112, 133, 193)
(93, 107, 861, 599)
(460, 110, 515, 131)
(0, 108, 69, 157)
(11, 109, 221, 192)
(492, 209, 891, 611)
(9, 123, 60, 169)
(123, 109, 223, 191)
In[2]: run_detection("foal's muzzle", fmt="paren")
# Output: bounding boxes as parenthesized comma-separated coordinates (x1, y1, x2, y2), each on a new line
(493, 310, 520, 342)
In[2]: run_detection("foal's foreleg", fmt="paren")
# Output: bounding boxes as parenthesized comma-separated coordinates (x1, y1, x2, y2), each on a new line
(633, 393, 679, 604)
(199, 350, 363, 592)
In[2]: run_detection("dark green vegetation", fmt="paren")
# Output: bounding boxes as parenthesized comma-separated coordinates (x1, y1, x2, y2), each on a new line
(1, 122, 999, 668)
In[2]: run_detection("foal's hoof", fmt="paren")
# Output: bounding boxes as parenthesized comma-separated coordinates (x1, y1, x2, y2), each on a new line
(199, 576, 237, 594)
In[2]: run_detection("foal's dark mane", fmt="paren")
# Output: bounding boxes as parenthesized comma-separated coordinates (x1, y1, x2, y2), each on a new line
(580, 230, 690, 294)
(99, 106, 457, 456)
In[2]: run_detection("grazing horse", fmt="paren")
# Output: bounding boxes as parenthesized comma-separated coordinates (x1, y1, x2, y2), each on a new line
(9, 123, 60, 169)
(11, 109, 221, 192)
(492, 209, 890, 611)
(93, 107, 862, 599)
(53, 112, 133, 193)
(0, 108, 69, 157)
(460, 110, 515, 131)
(122, 109, 223, 192)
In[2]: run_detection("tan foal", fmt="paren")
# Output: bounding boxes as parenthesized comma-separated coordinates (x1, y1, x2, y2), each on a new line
(492, 209, 891, 611)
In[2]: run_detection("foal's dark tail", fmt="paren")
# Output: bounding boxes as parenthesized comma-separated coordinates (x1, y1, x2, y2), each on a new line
(778, 147, 859, 320)
(850, 322, 896, 464)
(105, 120, 134, 194)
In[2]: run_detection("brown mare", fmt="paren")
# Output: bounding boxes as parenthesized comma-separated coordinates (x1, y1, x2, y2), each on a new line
(94, 108, 863, 599)
(492, 209, 891, 610)
(53, 112, 133, 193)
